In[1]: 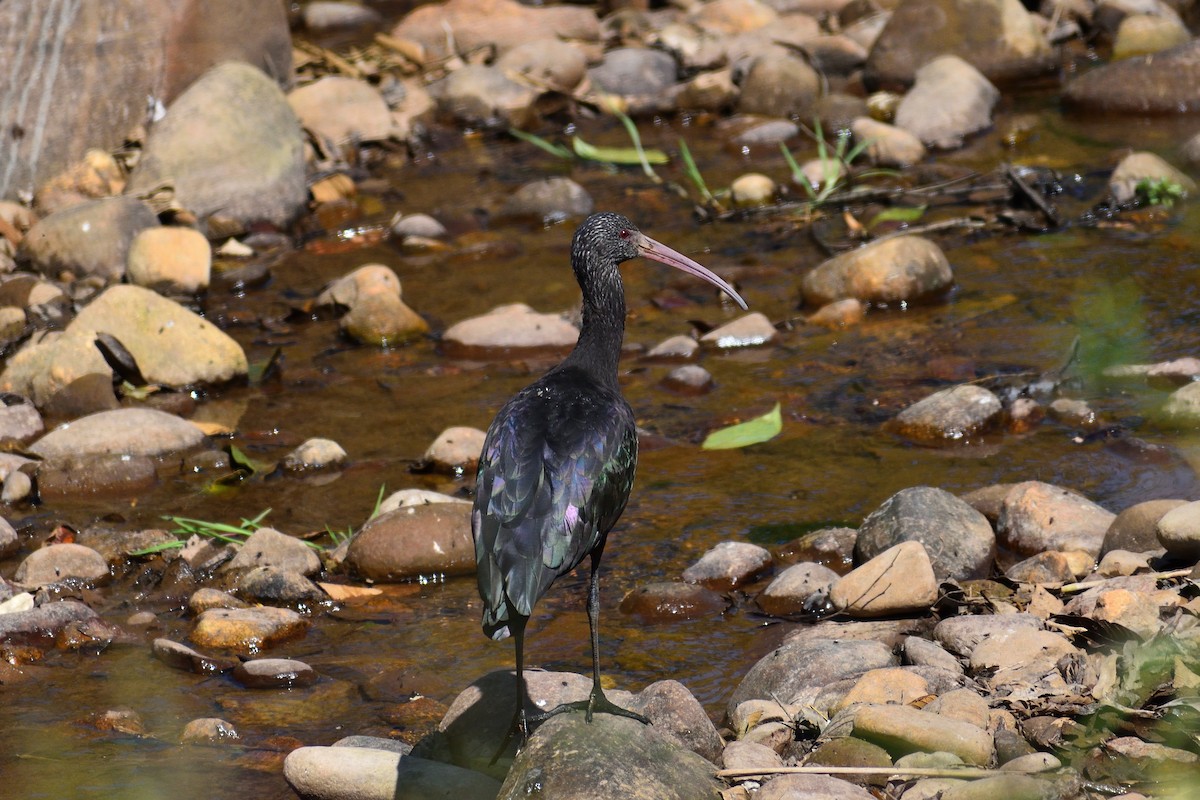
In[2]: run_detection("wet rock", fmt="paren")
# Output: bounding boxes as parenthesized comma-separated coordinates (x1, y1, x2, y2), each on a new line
(1108, 151, 1196, 205)
(76, 525, 176, 562)
(233, 657, 319, 689)
(89, 707, 147, 736)
(774, 527, 857, 572)
(375, 488, 470, 516)
(431, 65, 538, 128)
(0, 600, 98, 649)
(1063, 39, 1200, 114)
(830, 541, 939, 617)
(442, 303, 578, 356)
(864, 0, 1053, 89)
(35, 453, 159, 499)
(644, 335, 700, 361)
(737, 52, 820, 119)
(997, 481, 1115, 558)
(662, 364, 713, 394)
(152, 637, 238, 674)
(801, 235, 952, 306)
(390, 213, 447, 241)
(288, 76, 395, 147)
(188, 588, 248, 615)
(126, 62, 307, 231)
(933, 612, 1042, 657)
(333, 736, 412, 754)
(852, 704, 995, 765)
(13, 543, 108, 588)
(238, 567, 326, 605)
(0, 394, 42, 446)
(619, 581, 727, 621)
(851, 117, 927, 167)
(29, 407, 204, 459)
(345, 503, 474, 581)
(1113, 14, 1191, 59)
(500, 177, 594, 223)
(902, 636, 964, 673)
(285, 745, 502, 800)
(390, 0, 600, 61)
(2, 469, 32, 504)
(126, 226, 212, 293)
(589, 47, 678, 102)
(894, 56, 999, 149)
(283, 437, 348, 471)
(1, 284, 247, 408)
(180, 717, 240, 744)
(17, 197, 159, 282)
(807, 297, 865, 328)
(303, 1, 382, 30)
(757, 774, 876, 800)
(675, 69, 739, 112)
(855, 486, 997, 581)
(495, 39, 588, 94)
(699, 312, 778, 348)
(757, 562, 839, 616)
(1155, 500, 1200, 561)
(318, 263, 429, 347)
(730, 173, 777, 207)
(422, 426, 486, 474)
(1163, 382, 1200, 424)
(189, 606, 309, 653)
(727, 637, 897, 718)
(627, 679, 724, 763)
(1006, 551, 1075, 584)
(682, 541, 772, 591)
(719, 117, 800, 148)
(0, 517, 17, 559)
(496, 714, 721, 800)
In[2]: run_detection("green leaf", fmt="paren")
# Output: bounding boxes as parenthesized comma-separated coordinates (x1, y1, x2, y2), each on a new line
(868, 205, 927, 228)
(572, 136, 668, 166)
(508, 128, 574, 160)
(702, 402, 782, 450)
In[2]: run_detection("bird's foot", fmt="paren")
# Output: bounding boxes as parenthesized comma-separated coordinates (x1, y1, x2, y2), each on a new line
(538, 686, 650, 726)
(489, 704, 532, 766)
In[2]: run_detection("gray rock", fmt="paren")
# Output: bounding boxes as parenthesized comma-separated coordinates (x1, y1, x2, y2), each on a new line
(422, 426, 486, 474)
(226, 526, 322, 576)
(699, 312, 778, 348)
(283, 437, 348, 471)
(284, 745, 501, 800)
(662, 365, 713, 394)
(1109, 151, 1196, 205)
(303, 1, 383, 31)
(500, 177, 594, 223)
(232, 657, 319, 689)
(997, 481, 1115, 558)
(1155, 500, 1200, 561)
(1164, 382, 1200, 423)
(430, 65, 538, 128)
(1006, 551, 1075, 584)
(496, 714, 721, 800)
(737, 52, 820, 119)
(902, 636, 964, 673)
(0, 599, 98, 646)
(1, 469, 32, 504)
(17, 197, 159, 281)
(969, 627, 1079, 687)
(852, 703, 995, 765)
(35, 453, 159, 499)
(152, 637, 238, 674)
(756, 774, 876, 800)
(390, 213, 447, 241)
(1063, 39, 1200, 114)
(288, 76, 395, 147)
(645, 334, 700, 361)
(0, 516, 17, 558)
(127, 62, 307, 231)
(939, 774, 1061, 799)
(0, 394, 41, 446)
(802, 235, 952, 306)
(830, 541, 939, 617)
(237, 567, 326, 604)
(864, 0, 1053, 88)
(851, 117, 927, 167)
(1101, 499, 1184, 555)
(894, 56, 999, 149)
(723, 738, 783, 770)
(29, 408, 204, 459)
(933, 612, 1042, 657)
(442, 303, 578, 356)
(628, 679, 724, 764)
(345, 503, 475, 581)
(496, 38, 589, 94)
(757, 562, 839, 616)
(855, 486, 997, 581)
(333, 735, 412, 754)
(727, 637, 897, 719)
(682, 541, 773, 591)
(588, 47, 678, 99)
(13, 543, 108, 587)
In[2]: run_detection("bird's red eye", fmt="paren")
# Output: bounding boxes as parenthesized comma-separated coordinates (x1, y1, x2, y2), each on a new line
(618, 229, 631, 239)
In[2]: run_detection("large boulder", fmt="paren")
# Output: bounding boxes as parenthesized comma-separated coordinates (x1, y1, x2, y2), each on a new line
(1063, 39, 1200, 114)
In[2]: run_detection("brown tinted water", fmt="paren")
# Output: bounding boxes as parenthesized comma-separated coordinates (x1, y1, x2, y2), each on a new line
(3, 97, 1200, 798)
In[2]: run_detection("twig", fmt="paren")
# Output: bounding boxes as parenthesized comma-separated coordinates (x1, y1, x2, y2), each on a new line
(1059, 568, 1193, 594)
(717, 765, 1007, 780)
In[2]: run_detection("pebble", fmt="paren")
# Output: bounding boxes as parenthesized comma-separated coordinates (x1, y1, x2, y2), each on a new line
(282, 437, 348, 471)
(422, 426, 486, 474)
(756, 562, 839, 616)
(375, 488, 469, 516)
(126, 226, 212, 293)
(189, 606, 309, 653)
(852, 116, 929, 168)
(722, 738, 784, 771)
(180, 717, 240, 744)
(13, 543, 109, 587)
(1109, 151, 1197, 205)
(902, 635, 964, 673)
(893, 56, 1000, 149)
(802, 235, 952, 306)
(17, 196, 159, 282)
(126, 62, 307, 231)
(833, 666, 931, 712)
(442, 303, 578, 356)
(1154, 500, 1200, 561)
(495, 38, 588, 94)
(682, 541, 773, 590)
(430, 64, 538, 128)
(225, 526, 322, 576)
(675, 69, 739, 112)
(390, 213, 447, 241)
(0, 516, 18, 558)
(342, 291, 429, 347)
(699, 312, 778, 348)
(1064, 39, 1200, 114)
(661, 364, 713, 394)
(926, 688, 991, 730)
(1006, 551, 1075, 584)
(188, 588, 248, 615)
(806, 297, 865, 328)
(0, 599, 98, 647)
(29, 407, 204, 460)
(997, 481, 1115, 557)
(237, 566, 326, 605)
(232, 657, 319, 689)
(629, 679, 725, 763)
(757, 774, 875, 800)
(737, 52, 820, 118)
(500, 177, 594, 223)
(0, 394, 42, 445)
(1112, 13, 1191, 59)
(855, 486, 997, 580)
(284, 745, 501, 800)
(1163, 382, 1200, 423)
(1096, 549, 1152, 577)
(391, 0, 600, 61)
(774, 526, 857, 572)
(345, 503, 475, 581)
(1000, 751, 1062, 773)
(933, 612, 1043, 657)
(588, 47, 678, 101)
(830, 541, 939, 617)
(152, 637, 239, 674)
(619, 581, 727, 621)
(288, 76, 395, 146)
(969, 627, 1078, 686)
(0, 469, 30, 504)
(730, 173, 777, 207)
(893, 384, 1002, 442)
(852, 703, 995, 765)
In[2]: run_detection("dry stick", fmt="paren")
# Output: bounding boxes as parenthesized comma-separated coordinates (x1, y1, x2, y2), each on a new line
(1058, 568, 1193, 594)
(717, 765, 1004, 780)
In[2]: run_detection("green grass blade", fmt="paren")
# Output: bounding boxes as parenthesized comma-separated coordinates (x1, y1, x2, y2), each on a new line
(508, 127, 575, 160)
(572, 136, 669, 166)
(678, 139, 714, 203)
(608, 107, 665, 181)
(702, 402, 783, 450)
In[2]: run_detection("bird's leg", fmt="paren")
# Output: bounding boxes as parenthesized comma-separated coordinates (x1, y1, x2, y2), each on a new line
(489, 616, 531, 765)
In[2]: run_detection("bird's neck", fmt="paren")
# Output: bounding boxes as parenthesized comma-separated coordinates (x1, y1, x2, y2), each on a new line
(562, 278, 625, 389)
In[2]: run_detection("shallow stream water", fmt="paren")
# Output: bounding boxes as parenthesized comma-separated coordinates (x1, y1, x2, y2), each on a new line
(3, 83, 1200, 798)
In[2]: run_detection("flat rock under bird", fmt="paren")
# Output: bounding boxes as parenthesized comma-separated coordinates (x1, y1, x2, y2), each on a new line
(472, 212, 748, 746)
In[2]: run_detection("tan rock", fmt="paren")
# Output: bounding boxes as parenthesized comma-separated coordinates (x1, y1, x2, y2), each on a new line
(127, 226, 211, 292)
(189, 606, 309, 652)
(830, 541, 938, 617)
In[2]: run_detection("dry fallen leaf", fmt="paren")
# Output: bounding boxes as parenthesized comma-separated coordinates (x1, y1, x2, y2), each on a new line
(318, 582, 383, 601)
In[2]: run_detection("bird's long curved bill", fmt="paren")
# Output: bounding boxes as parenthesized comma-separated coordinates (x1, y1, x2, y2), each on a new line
(636, 234, 749, 310)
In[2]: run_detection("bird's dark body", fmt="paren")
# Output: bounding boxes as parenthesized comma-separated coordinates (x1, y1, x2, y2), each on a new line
(474, 365, 637, 640)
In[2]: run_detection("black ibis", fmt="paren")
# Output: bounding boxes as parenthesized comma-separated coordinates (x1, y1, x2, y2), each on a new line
(472, 212, 748, 744)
